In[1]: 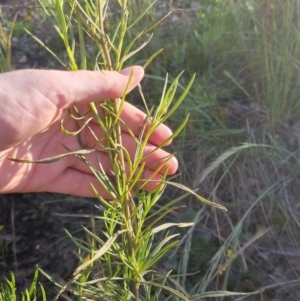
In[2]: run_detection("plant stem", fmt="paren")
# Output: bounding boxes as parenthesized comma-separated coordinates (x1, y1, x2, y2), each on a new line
(97, 0, 139, 299)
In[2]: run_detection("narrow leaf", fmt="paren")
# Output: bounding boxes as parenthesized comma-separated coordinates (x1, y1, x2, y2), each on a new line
(143, 48, 164, 70)
(197, 143, 270, 185)
(152, 222, 194, 234)
(151, 234, 179, 256)
(24, 28, 66, 67)
(127, 0, 158, 29)
(191, 289, 263, 299)
(143, 10, 178, 34)
(147, 192, 190, 220)
(60, 117, 93, 136)
(139, 281, 190, 301)
(163, 181, 227, 211)
(121, 33, 153, 64)
(161, 73, 196, 123)
(74, 229, 127, 275)
(28, 269, 38, 296)
(7, 148, 96, 164)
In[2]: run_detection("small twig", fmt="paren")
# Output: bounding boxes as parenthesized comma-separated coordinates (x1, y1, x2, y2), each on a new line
(7, 148, 97, 164)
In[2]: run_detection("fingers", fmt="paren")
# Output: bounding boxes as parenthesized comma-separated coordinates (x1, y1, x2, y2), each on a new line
(61, 120, 178, 175)
(118, 102, 173, 145)
(67, 150, 169, 190)
(44, 167, 163, 198)
(44, 168, 111, 198)
(92, 101, 173, 146)
(58, 134, 176, 189)
(64, 100, 173, 149)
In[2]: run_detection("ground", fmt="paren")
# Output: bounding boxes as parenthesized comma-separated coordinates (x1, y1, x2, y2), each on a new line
(0, 193, 98, 296)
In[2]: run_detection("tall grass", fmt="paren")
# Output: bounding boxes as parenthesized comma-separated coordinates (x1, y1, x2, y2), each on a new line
(118, 0, 300, 299)
(231, 0, 300, 126)
(0, 13, 15, 72)
(160, 1, 300, 299)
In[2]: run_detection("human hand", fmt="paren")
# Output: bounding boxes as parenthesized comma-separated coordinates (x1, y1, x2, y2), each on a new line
(0, 66, 178, 197)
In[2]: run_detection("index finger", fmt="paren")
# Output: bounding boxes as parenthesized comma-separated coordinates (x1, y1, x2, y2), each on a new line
(114, 102, 173, 146)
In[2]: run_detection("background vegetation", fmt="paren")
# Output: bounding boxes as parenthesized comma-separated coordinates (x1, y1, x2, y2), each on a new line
(2, 0, 300, 300)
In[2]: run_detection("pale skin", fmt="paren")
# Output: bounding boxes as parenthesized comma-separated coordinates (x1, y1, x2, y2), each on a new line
(0, 66, 178, 198)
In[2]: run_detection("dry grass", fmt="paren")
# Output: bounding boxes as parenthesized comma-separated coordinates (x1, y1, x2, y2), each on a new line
(132, 0, 300, 300)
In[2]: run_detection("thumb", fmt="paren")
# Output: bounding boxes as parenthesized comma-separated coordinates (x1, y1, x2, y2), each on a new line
(0, 66, 144, 150)
(56, 66, 144, 108)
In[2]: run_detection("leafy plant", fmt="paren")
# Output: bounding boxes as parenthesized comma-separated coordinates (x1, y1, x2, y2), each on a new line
(6, 0, 228, 299)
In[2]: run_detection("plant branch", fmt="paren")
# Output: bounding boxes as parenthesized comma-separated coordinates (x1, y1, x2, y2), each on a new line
(97, 0, 138, 299)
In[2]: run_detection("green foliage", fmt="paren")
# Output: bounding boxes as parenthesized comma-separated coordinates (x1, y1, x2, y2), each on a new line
(11, 21, 34, 38)
(0, 270, 46, 301)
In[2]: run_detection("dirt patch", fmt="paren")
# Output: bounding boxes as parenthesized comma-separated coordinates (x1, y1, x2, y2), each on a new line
(0, 192, 102, 297)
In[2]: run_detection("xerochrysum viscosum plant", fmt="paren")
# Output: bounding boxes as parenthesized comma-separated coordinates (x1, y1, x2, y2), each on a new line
(10, 0, 227, 299)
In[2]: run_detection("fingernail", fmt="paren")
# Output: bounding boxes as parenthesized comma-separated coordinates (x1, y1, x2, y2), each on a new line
(154, 173, 162, 181)
(119, 66, 144, 77)
(163, 124, 173, 136)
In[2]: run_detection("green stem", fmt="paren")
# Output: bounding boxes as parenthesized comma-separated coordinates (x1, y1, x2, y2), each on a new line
(76, 6, 87, 70)
(97, 0, 139, 299)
